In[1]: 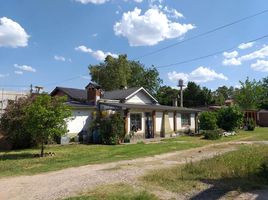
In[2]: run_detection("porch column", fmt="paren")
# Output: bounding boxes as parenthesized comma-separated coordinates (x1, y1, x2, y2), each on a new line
(124, 109, 129, 135)
(152, 111, 156, 138)
(174, 112, 177, 132)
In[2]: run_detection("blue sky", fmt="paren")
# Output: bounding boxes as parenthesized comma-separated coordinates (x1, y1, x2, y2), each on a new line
(1, 0, 268, 92)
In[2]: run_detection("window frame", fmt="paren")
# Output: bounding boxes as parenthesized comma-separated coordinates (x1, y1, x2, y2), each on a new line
(130, 113, 142, 132)
(181, 113, 191, 127)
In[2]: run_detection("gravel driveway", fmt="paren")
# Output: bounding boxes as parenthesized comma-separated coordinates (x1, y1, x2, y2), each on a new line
(0, 142, 266, 200)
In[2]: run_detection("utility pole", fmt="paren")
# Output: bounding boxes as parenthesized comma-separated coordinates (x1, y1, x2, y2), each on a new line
(178, 79, 184, 107)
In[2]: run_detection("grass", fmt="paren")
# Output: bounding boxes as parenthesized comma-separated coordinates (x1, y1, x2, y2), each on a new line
(65, 183, 158, 200)
(0, 127, 267, 178)
(143, 144, 268, 196)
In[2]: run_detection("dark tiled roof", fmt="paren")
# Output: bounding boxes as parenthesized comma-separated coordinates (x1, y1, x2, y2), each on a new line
(102, 87, 141, 100)
(100, 102, 201, 113)
(51, 86, 156, 102)
(51, 87, 87, 101)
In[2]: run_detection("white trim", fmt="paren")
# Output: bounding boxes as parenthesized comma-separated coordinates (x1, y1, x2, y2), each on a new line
(125, 87, 158, 104)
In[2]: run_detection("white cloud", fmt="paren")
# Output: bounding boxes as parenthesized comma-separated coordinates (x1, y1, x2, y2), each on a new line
(91, 33, 98, 37)
(114, 7, 194, 46)
(251, 60, 268, 72)
(75, 45, 118, 61)
(168, 66, 228, 83)
(222, 45, 268, 66)
(54, 55, 66, 62)
(0, 17, 30, 48)
(223, 51, 238, 59)
(238, 42, 254, 50)
(14, 70, 23, 75)
(14, 64, 36, 72)
(163, 6, 183, 19)
(75, 0, 109, 4)
(222, 58, 241, 66)
(0, 73, 9, 78)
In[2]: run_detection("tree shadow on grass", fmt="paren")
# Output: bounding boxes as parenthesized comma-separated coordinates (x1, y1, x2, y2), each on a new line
(0, 153, 35, 160)
(190, 177, 267, 200)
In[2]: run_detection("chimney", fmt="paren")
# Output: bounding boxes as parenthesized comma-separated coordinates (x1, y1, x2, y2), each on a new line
(85, 82, 101, 105)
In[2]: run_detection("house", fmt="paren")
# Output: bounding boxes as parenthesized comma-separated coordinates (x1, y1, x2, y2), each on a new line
(51, 83, 200, 141)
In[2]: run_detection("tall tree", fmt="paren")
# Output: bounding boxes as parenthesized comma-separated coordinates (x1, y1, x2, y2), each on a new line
(259, 76, 268, 109)
(156, 86, 179, 106)
(234, 78, 263, 110)
(89, 55, 162, 95)
(183, 82, 213, 107)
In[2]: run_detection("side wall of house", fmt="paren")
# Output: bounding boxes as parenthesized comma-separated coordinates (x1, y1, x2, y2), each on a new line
(66, 109, 93, 137)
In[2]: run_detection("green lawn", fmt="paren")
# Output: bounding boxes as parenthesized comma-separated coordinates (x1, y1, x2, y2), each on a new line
(143, 144, 268, 196)
(0, 127, 267, 178)
(65, 183, 158, 200)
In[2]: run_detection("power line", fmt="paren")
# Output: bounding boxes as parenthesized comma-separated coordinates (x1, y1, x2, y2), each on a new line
(43, 73, 89, 87)
(133, 8, 268, 60)
(155, 33, 268, 69)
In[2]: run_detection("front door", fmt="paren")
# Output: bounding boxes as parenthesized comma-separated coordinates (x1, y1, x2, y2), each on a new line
(145, 112, 154, 138)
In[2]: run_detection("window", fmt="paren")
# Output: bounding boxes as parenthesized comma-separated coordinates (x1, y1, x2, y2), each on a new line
(181, 113, 191, 127)
(130, 113, 142, 131)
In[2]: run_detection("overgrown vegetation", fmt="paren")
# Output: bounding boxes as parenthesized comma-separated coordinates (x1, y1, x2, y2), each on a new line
(203, 129, 222, 140)
(143, 145, 268, 195)
(217, 106, 243, 132)
(0, 94, 71, 156)
(65, 183, 158, 200)
(0, 97, 34, 149)
(99, 113, 125, 145)
(199, 111, 218, 130)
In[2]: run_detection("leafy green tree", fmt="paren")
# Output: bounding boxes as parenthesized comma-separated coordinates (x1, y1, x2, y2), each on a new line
(156, 86, 179, 106)
(199, 112, 218, 130)
(212, 86, 236, 105)
(0, 97, 35, 149)
(234, 78, 263, 110)
(259, 77, 268, 109)
(89, 55, 162, 95)
(25, 95, 71, 157)
(183, 82, 213, 107)
(217, 106, 243, 132)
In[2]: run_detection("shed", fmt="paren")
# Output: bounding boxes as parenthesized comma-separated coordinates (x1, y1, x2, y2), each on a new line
(258, 110, 268, 127)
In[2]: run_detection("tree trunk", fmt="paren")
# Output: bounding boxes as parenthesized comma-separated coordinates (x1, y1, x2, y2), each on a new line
(40, 141, 44, 157)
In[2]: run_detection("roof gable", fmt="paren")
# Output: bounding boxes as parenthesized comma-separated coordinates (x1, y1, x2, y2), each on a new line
(102, 87, 158, 104)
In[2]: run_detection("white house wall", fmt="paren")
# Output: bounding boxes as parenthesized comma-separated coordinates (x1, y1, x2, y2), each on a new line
(177, 113, 182, 130)
(155, 112, 163, 133)
(67, 109, 92, 137)
(168, 112, 174, 131)
(190, 114, 195, 130)
(125, 91, 153, 104)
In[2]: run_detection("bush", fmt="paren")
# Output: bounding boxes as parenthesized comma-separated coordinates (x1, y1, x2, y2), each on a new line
(199, 111, 218, 130)
(0, 97, 36, 149)
(217, 106, 243, 132)
(204, 129, 221, 140)
(99, 113, 125, 145)
(247, 118, 255, 131)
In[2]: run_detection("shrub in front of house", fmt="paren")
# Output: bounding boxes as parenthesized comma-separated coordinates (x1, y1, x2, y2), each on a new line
(247, 118, 255, 131)
(217, 106, 243, 132)
(199, 111, 218, 131)
(99, 113, 125, 145)
(204, 129, 222, 140)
